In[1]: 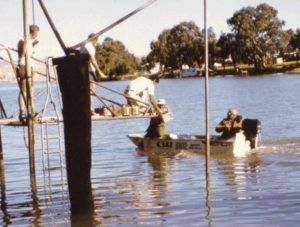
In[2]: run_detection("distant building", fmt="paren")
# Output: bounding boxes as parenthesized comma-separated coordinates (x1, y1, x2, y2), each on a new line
(180, 67, 200, 78)
(150, 62, 161, 74)
(213, 62, 222, 68)
(275, 57, 283, 64)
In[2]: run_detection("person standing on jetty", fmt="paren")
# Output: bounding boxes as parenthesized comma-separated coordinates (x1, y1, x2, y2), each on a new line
(17, 24, 39, 120)
(79, 33, 107, 113)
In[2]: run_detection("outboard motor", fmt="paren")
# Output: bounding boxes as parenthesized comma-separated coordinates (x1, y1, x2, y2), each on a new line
(242, 119, 261, 149)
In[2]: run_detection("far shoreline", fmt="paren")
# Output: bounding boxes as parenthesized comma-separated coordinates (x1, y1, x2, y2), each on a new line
(1, 61, 300, 82)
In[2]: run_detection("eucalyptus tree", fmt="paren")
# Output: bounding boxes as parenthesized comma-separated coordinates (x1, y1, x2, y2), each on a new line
(216, 32, 246, 70)
(288, 29, 300, 62)
(290, 29, 300, 52)
(227, 3, 290, 72)
(96, 37, 138, 77)
(205, 27, 217, 68)
(147, 29, 170, 70)
(147, 21, 208, 71)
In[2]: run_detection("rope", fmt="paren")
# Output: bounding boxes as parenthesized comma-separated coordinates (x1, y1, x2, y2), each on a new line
(91, 81, 150, 107)
(32, 0, 36, 25)
(91, 91, 116, 117)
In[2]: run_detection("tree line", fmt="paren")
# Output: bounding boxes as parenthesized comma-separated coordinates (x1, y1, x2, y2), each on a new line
(95, 3, 300, 77)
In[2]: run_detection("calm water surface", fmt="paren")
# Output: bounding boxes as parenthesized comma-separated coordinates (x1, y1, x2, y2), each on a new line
(0, 74, 300, 226)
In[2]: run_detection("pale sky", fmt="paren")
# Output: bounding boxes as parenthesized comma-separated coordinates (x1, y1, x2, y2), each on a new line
(1, 0, 300, 58)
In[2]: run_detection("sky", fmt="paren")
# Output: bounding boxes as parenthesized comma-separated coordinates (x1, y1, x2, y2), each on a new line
(1, 0, 300, 59)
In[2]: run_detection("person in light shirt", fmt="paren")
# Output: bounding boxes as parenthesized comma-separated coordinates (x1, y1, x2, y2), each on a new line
(124, 74, 159, 107)
(80, 33, 106, 81)
(17, 24, 39, 120)
(80, 33, 107, 113)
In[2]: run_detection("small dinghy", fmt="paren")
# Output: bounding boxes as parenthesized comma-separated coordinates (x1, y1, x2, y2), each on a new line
(128, 119, 261, 157)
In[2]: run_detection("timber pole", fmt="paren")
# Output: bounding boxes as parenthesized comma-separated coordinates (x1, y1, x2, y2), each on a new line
(72, 0, 157, 49)
(53, 54, 94, 214)
(37, 0, 94, 215)
(37, 0, 68, 55)
(23, 0, 36, 179)
(0, 126, 10, 224)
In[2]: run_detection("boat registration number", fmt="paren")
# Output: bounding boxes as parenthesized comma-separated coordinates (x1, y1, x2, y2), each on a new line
(157, 141, 188, 149)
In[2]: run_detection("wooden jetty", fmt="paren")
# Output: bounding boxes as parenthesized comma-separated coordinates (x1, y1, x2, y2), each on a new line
(0, 113, 157, 126)
(0, 0, 160, 217)
(0, 47, 159, 215)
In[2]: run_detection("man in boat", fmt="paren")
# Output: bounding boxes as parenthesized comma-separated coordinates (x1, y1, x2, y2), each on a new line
(17, 24, 39, 120)
(145, 99, 168, 138)
(79, 33, 107, 114)
(124, 74, 160, 112)
(215, 108, 243, 139)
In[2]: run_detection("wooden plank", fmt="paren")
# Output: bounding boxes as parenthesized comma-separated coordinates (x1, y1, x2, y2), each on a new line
(0, 113, 157, 126)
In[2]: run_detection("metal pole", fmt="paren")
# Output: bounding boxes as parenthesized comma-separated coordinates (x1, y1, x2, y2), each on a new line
(204, 0, 211, 223)
(204, 0, 210, 167)
(23, 0, 36, 178)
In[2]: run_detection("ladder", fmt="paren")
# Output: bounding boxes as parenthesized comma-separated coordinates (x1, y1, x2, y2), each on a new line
(39, 58, 69, 221)
(40, 57, 64, 172)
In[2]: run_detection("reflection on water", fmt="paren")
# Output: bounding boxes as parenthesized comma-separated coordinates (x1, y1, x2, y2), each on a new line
(0, 143, 11, 226)
(1, 136, 300, 226)
(0, 76, 300, 225)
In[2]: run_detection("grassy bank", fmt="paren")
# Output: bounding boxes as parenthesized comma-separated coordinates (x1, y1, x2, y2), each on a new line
(214, 60, 300, 76)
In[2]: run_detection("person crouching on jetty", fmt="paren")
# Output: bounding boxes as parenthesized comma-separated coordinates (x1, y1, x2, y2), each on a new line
(124, 74, 160, 111)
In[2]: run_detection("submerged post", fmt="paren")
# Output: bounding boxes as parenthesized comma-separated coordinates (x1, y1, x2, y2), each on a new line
(53, 54, 94, 213)
(0, 126, 9, 225)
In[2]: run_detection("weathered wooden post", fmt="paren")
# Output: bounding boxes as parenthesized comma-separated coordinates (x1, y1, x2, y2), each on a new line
(0, 126, 10, 224)
(23, 0, 36, 177)
(53, 54, 94, 214)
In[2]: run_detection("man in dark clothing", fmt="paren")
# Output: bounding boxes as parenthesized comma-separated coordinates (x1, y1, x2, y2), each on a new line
(145, 99, 168, 138)
(215, 108, 243, 139)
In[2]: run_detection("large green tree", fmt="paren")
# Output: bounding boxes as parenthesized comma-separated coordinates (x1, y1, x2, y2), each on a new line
(147, 21, 215, 71)
(96, 37, 139, 77)
(227, 3, 290, 71)
(216, 33, 238, 69)
(289, 29, 300, 51)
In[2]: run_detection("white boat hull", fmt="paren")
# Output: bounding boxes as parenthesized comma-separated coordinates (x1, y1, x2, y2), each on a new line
(128, 131, 256, 157)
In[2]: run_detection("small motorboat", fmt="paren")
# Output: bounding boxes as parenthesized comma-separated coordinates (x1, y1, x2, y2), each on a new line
(128, 119, 261, 157)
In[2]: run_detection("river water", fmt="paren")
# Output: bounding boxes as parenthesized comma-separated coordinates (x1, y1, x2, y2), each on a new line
(0, 74, 299, 226)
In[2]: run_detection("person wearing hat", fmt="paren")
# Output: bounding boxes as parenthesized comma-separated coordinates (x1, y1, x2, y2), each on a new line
(215, 108, 243, 138)
(124, 74, 160, 112)
(17, 24, 40, 120)
(145, 99, 168, 138)
(80, 33, 107, 113)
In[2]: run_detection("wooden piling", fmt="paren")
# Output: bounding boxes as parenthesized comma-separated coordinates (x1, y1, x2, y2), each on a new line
(23, 0, 36, 177)
(0, 127, 4, 172)
(53, 54, 94, 214)
(0, 126, 10, 224)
